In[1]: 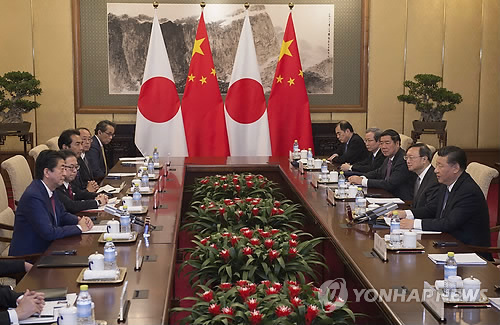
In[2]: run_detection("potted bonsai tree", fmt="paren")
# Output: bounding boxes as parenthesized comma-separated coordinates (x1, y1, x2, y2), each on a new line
(397, 73, 462, 132)
(0, 71, 42, 133)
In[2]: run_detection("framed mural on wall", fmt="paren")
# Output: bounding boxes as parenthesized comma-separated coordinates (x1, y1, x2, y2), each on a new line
(72, 0, 368, 113)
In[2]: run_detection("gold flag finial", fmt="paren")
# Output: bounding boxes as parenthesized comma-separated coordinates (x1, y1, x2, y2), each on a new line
(200, 2, 206, 8)
(288, 2, 294, 10)
(244, 2, 250, 9)
(153, 1, 159, 9)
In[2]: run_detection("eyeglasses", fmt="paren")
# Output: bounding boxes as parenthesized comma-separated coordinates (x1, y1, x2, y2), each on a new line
(403, 156, 422, 161)
(103, 131, 115, 137)
(64, 164, 80, 171)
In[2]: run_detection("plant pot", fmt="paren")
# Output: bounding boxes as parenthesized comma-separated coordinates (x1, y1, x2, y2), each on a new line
(0, 121, 32, 134)
(412, 120, 447, 133)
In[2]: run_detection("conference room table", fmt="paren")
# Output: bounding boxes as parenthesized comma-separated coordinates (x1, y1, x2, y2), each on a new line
(14, 156, 500, 325)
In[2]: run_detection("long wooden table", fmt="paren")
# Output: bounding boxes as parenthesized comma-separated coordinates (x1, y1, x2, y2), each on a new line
(15, 157, 500, 325)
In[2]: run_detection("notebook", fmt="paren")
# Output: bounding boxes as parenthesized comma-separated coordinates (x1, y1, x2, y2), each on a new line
(37, 255, 89, 268)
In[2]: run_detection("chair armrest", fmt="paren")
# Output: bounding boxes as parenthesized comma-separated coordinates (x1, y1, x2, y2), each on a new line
(466, 245, 500, 254)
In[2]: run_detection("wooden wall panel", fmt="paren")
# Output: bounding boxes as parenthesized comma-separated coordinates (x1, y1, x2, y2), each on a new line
(442, 0, 482, 148)
(366, 0, 407, 133)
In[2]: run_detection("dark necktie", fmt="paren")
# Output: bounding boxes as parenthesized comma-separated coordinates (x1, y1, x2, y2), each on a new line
(50, 195, 57, 224)
(384, 159, 393, 180)
(344, 142, 348, 153)
(439, 189, 450, 218)
(413, 176, 421, 200)
(68, 184, 74, 200)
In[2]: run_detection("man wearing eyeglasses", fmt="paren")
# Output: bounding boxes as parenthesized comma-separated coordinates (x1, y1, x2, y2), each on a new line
(76, 127, 99, 192)
(9, 150, 94, 256)
(348, 129, 415, 201)
(59, 129, 99, 193)
(55, 150, 108, 214)
(87, 120, 116, 181)
(340, 127, 385, 175)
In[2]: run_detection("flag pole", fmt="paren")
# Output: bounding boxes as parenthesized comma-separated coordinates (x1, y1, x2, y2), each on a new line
(200, 1, 206, 10)
(244, 2, 249, 9)
(153, 1, 159, 9)
(289, 2, 294, 10)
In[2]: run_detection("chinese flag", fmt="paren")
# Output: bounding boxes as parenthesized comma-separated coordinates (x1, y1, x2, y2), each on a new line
(267, 12, 314, 156)
(181, 12, 229, 157)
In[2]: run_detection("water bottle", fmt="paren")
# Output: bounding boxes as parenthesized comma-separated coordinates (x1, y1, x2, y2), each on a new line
(147, 156, 154, 175)
(141, 169, 149, 188)
(390, 211, 401, 247)
(355, 187, 366, 215)
(152, 147, 159, 164)
(77, 285, 94, 325)
(293, 139, 299, 153)
(444, 252, 458, 297)
(120, 214, 131, 233)
(104, 238, 117, 270)
(321, 159, 329, 181)
(338, 171, 346, 198)
(307, 148, 314, 166)
(132, 186, 142, 207)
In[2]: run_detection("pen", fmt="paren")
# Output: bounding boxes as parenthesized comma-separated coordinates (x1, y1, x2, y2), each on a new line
(394, 250, 425, 254)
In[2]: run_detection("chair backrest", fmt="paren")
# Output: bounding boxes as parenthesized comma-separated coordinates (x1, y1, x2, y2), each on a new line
(466, 162, 499, 198)
(45, 136, 60, 150)
(29, 144, 50, 162)
(400, 134, 414, 151)
(0, 175, 14, 256)
(1, 155, 33, 203)
(431, 151, 438, 168)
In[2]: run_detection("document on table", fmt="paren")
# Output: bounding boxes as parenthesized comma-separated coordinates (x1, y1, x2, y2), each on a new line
(81, 198, 119, 213)
(367, 198, 405, 204)
(107, 172, 137, 177)
(97, 183, 125, 194)
(119, 157, 145, 161)
(19, 293, 77, 324)
(382, 217, 441, 235)
(428, 253, 487, 265)
(83, 224, 108, 234)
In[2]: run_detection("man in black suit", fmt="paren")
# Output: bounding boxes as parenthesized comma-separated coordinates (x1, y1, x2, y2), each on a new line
(400, 146, 491, 248)
(58, 129, 99, 193)
(340, 127, 385, 174)
(56, 150, 108, 214)
(348, 129, 416, 201)
(76, 127, 99, 192)
(405, 143, 439, 208)
(327, 120, 368, 164)
(87, 120, 116, 181)
(0, 286, 45, 325)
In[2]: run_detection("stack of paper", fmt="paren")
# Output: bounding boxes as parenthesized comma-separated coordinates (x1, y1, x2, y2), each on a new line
(19, 293, 77, 324)
(83, 225, 108, 234)
(119, 157, 146, 161)
(97, 182, 125, 194)
(367, 198, 405, 204)
(428, 253, 487, 265)
(107, 172, 137, 177)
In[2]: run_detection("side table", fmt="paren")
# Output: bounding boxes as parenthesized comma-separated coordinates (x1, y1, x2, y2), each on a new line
(0, 131, 34, 156)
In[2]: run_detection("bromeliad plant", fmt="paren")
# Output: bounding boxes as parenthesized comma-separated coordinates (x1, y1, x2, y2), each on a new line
(181, 228, 326, 287)
(182, 197, 304, 236)
(172, 281, 354, 325)
(191, 173, 283, 201)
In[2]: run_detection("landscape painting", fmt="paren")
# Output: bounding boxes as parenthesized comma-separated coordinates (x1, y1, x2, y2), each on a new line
(107, 3, 334, 95)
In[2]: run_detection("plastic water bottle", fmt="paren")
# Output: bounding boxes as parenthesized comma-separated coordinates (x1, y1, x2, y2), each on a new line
(321, 159, 329, 181)
(355, 187, 366, 215)
(147, 156, 154, 175)
(120, 214, 131, 233)
(132, 186, 142, 207)
(390, 211, 401, 247)
(444, 252, 457, 279)
(141, 169, 149, 188)
(104, 238, 117, 270)
(307, 148, 314, 166)
(77, 285, 94, 325)
(293, 139, 299, 153)
(338, 171, 346, 198)
(152, 147, 159, 164)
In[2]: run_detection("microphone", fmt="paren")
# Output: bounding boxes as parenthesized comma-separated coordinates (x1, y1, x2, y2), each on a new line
(104, 205, 127, 217)
(353, 202, 398, 224)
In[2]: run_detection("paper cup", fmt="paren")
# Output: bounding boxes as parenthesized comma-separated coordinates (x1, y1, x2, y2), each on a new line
(57, 306, 77, 325)
(463, 277, 481, 302)
(300, 150, 307, 159)
(88, 252, 104, 271)
(314, 159, 322, 169)
(329, 171, 338, 182)
(348, 185, 357, 198)
(403, 231, 417, 248)
(106, 219, 120, 233)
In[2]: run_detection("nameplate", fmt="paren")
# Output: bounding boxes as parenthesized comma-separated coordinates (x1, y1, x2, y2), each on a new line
(311, 174, 318, 188)
(422, 281, 445, 322)
(299, 160, 305, 174)
(373, 233, 387, 262)
(327, 187, 336, 205)
(289, 151, 293, 162)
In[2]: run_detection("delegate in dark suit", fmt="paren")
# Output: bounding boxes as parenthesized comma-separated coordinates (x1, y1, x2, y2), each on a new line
(55, 185, 98, 214)
(364, 148, 416, 201)
(73, 156, 94, 191)
(0, 285, 21, 325)
(0, 260, 24, 276)
(86, 135, 107, 180)
(331, 133, 368, 164)
(412, 172, 490, 247)
(9, 180, 81, 256)
(411, 166, 440, 209)
(351, 149, 385, 174)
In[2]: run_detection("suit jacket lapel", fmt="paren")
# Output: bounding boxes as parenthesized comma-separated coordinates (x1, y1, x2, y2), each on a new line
(439, 173, 465, 219)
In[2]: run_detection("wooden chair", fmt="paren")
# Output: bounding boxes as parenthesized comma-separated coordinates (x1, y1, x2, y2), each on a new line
(1, 155, 33, 205)
(45, 136, 59, 150)
(400, 134, 414, 151)
(29, 143, 49, 162)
